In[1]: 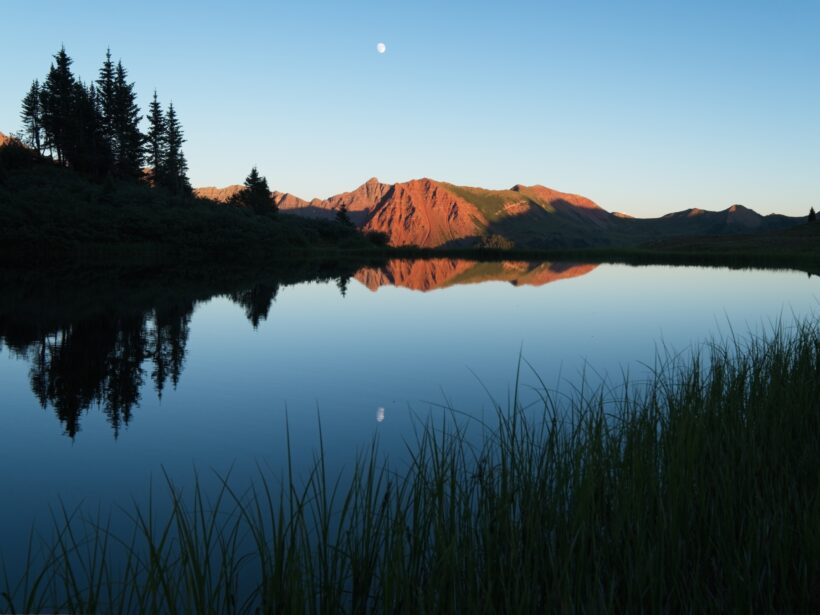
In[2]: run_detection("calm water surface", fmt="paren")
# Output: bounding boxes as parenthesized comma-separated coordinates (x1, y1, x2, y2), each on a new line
(1, 259, 817, 565)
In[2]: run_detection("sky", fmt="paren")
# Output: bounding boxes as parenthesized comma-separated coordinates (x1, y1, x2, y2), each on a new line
(1, 0, 818, 217)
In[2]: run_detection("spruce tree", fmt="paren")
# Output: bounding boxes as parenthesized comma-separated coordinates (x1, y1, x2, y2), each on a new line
(145, 91, 166, 183)
(112, 61, 143, 178)
(64, 80, 110, 176)
(231, 166, 275, 214)
(96, 48, 116, 147)
(20, 80, 43, 154)
(335, 202, 355, 227)
(810, 207, 817, 223)
(39, 46, 76, 164)
(161, 102, 191, 195)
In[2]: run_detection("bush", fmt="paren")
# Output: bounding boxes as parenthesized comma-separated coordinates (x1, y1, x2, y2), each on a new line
(365, 230, 390, 246)
(480, 234, 515, 250)
(0, 139, 40, 171)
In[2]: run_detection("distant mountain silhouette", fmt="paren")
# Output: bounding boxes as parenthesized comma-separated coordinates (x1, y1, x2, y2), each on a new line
(354, 259, 598, 292)
(195, 178, 804, 249)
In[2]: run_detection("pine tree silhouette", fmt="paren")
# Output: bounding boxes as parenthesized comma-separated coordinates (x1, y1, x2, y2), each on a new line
(231, 166, 275, 214)
(96, 49, 116, 147)
(112, 61, 144, 178)
(40, 46, 76, 164)
(65, 79, 110, 176)
(160, 103, 191, 195)
(20, 80, 43, 154)
(335, 202, 355, 228)
(810, 207, 817, 223)
(145, 91, 166, 183)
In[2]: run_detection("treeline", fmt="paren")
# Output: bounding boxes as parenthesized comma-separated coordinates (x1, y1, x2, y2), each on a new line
(19, 46, 191, 194)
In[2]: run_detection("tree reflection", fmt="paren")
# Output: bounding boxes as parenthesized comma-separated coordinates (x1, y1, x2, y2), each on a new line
(0, 257, 418, 438)
(229, 283, 278, 329)
(20, 307, 191, 438)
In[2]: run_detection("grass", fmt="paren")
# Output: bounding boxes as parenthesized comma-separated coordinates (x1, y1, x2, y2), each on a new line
(2, 320, 819, 613)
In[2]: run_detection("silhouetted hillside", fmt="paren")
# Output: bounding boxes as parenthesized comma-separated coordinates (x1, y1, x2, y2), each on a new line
(0, 150, 378, 267)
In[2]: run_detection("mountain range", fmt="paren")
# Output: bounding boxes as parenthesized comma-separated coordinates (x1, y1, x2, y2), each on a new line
(196, 178, 803, 249)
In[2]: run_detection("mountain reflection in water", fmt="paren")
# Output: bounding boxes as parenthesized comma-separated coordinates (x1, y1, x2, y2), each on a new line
(355, 259, 597, 292)
(0, 260, 593, 438)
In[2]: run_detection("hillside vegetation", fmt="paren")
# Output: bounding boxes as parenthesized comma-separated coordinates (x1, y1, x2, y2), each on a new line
(0, 153, 377, 267)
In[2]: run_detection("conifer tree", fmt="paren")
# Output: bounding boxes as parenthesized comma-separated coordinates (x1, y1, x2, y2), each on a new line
(64, 80, 110, 176)
(160, 102, 191, 195)
(112, 61, 144, 178)
(39, 46, 76, 164)
(145, 91, 166, 182)
(96, 48, 116, 146)
(335, 202, 355, 228)
(230, 166, 275, 214)
(20, 80, 43, 154)
(810, 207, 816, 223)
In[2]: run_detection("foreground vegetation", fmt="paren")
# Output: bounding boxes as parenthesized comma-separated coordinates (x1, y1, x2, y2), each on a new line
(0, 156, 380, 266)
(2, 321, 818, 613)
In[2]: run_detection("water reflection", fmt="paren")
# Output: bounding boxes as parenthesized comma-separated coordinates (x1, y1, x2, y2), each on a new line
(0, 262, 358, 438)
(0, 260, 638, 438)
(229, 283, 279, 329)
(355, 259, 598, 291)
(4, 302, 188, 438)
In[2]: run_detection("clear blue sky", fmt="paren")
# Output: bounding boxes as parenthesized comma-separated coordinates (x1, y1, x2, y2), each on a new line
(1, 0, 818, 217)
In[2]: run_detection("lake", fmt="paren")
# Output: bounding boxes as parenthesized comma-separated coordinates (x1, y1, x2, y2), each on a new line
(0, 259, 817, 570)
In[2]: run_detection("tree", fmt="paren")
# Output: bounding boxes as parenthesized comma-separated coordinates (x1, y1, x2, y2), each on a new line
(20, 80, 43, 154)
(112, 61, 144, 178)
(145, 91, 166, 183)
(810, 207, 817, 223)
(335, 202, 355, 227)
(96, 48, 116, 146)
(39, 46, 76, 164)
(159, 102, 191, 195)
(63, 80, 110, 176)
(230, 166, 275, 214)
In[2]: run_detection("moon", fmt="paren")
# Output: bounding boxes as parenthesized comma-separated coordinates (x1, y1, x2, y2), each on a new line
(376, 42, 386, 54)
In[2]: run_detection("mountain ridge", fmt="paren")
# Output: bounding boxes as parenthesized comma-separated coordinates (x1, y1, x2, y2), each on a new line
(195, 177, 804, 249)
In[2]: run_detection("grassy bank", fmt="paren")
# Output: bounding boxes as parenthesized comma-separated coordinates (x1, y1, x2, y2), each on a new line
(2, 321, 818, 613)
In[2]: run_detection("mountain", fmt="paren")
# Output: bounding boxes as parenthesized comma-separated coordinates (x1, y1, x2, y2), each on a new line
(196, 178, 804, 249)
(197, 178, 620, 248)
(0, 132, 11, 147)
(628, 204, 801, 240)
(354, 259, 598, 292)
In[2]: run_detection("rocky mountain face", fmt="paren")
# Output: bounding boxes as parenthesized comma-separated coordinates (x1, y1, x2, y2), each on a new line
(196, 178, 804, 249)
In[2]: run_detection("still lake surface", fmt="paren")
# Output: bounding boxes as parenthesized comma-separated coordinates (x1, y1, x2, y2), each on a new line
(1, 259, 817, 566)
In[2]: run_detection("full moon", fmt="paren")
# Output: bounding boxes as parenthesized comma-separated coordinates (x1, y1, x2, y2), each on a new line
(376, 42, 386, 54)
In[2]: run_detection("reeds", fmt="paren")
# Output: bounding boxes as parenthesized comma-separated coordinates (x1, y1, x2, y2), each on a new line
(3, 321, 819, 613)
